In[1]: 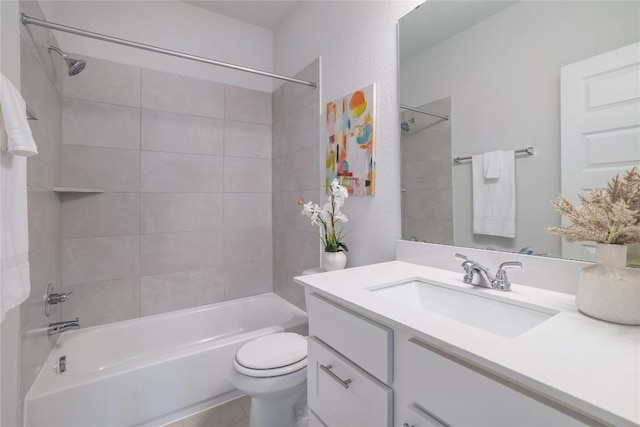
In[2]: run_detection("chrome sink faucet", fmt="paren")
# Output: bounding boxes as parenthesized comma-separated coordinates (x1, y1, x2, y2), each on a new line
(48, 317, 80, 336)
(455, 254, 522, 292)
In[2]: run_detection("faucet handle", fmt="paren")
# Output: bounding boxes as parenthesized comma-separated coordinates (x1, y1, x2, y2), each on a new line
(454, 253, 470, 262)
(495, 261, 522, 291)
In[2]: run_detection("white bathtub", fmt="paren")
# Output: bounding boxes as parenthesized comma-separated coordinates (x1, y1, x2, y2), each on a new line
(24, 293, 308, 427)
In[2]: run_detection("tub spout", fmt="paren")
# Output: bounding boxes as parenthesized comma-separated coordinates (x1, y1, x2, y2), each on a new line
(48, 317, 80, 336)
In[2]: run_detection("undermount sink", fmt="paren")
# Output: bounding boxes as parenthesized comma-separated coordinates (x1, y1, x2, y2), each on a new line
(369, 278, 558, 338)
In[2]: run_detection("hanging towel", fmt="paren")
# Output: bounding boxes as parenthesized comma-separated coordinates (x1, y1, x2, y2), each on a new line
(472, 150, 516, 238)
(482, 150, 502, 179)
(0, 74, 38, 156)
(0, 74, 34, 323)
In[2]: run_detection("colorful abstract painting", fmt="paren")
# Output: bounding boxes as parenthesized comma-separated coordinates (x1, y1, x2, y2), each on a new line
(326, 84, 376, 196)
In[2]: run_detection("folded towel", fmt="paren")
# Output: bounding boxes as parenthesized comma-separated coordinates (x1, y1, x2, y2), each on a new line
(0, 74, 38, 157)
(472, 150, 516, 238)
(483, 150, 502, 179)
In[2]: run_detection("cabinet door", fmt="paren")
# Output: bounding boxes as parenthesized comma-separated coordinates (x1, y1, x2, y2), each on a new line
(307, 293, 393, 384)
(396, 337, 591, 426)
(308, 337, 393, 427)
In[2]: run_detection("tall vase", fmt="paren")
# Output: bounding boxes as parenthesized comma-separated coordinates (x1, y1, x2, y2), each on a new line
(322, 251, 347, 272)
(576, 243, 640, 325)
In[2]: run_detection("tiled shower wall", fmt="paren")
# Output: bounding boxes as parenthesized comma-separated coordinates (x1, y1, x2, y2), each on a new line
(59, 55, 273, 327)
(272, 59, 321, 310)
(19, 0, 64, 410)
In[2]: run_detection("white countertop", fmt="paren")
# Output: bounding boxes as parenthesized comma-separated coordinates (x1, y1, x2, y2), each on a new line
(295, 261, 640, 426)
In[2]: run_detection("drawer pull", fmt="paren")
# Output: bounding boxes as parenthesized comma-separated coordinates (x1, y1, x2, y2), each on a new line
(320, 364, 352, 389)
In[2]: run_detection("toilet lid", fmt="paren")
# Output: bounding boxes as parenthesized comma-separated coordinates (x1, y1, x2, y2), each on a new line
(236, 333, 307, 371)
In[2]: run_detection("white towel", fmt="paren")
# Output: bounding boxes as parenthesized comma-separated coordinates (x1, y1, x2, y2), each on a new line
(0, 74, 33, 323)
(472, 150, 516, 238)
(483, 150, 502, 179)
(0, 74, 38, 156)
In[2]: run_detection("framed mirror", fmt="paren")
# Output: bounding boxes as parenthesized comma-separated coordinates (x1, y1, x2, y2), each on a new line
(398, 0, 640, 262)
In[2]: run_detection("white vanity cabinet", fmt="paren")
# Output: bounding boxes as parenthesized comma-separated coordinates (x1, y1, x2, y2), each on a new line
(307, 292, 596, 427)
(394, 334, 592, 427)
(306, 293, 394, 427)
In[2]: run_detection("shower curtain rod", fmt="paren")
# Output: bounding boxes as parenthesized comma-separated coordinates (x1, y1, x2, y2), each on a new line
(400, 104, 450, 120)
(21, 13, 317, 88)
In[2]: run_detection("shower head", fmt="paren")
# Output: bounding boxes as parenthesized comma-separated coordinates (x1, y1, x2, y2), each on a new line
(400, 117, 415, 132)
(47, 44, 86, 76)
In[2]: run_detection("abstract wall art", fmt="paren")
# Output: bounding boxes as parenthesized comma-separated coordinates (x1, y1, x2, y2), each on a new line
(326, 84, 376, 196)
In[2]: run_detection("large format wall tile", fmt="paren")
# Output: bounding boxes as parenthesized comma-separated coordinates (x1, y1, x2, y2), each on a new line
(224, 227, 272, 265)
(61, 278, 141, 328)
(274, 146, 319, 192)
(63, 98, 140, 150)
(272, 59, 321, 309)
(141, 230, 223, 276)
(224, 121, 271, 159)
(22, 246, 57, 329)
(61, 145, 140, 191)
(224, 157, 271, 193)
(223, 261, 272, 300)
(225, 85, 272, 126)
(141, 109, 224, 155)
(272, 190, 318, 233)
(27, 120, 58, 190)
(141, 193, 223, 234)
(28, 187, 59, 253)
(61, 193, 140, 238)
(140, 268, 224, 316)
(62, 236, 140, 286)
(62, 55, 141, 107)
(141, 69, 225, 118)
(141, 151, 223, 193)
(224, 193, 272, 229)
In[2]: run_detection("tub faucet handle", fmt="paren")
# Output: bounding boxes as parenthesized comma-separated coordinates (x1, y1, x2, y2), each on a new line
(47, 290, 72, 305)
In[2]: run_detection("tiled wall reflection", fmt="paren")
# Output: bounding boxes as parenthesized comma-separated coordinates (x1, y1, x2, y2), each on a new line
(59, 57, 274, 327)
(272, 59, 321, 310)
(401, 97, 453, 244)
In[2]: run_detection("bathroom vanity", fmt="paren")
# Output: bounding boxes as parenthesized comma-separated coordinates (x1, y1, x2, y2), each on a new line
(295, 261, 640, 427)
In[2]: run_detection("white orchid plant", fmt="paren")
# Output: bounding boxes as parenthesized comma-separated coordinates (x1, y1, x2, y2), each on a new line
(299, 179, 349, 253)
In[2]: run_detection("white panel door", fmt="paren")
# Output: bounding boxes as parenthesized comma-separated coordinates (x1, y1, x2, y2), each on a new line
(560, 42, 640, 261)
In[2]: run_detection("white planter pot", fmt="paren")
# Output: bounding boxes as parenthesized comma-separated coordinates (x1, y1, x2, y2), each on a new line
(576, 243, 640, 325)
(322, 251, 347, 272)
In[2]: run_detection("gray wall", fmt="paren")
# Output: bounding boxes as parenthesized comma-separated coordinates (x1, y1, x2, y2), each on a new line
(272, 59, 321, 310)
(59, 55, 274, 327)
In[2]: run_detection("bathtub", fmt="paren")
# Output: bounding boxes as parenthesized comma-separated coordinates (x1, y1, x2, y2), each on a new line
(24, 293, 308, 427)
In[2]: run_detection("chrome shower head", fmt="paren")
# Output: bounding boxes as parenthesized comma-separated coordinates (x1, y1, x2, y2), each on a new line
(47, 44, 86, 76)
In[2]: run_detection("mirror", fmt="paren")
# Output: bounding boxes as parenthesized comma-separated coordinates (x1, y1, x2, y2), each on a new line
(399, 1, 640, 261)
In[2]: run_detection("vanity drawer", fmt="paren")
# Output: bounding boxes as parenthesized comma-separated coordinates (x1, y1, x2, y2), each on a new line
(307, 293, 393, 383)
(397, 337, 591, 426)
(308, 336, 393, 427)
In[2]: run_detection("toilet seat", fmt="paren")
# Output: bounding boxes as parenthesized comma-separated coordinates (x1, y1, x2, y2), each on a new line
(234, 333, 307, 378)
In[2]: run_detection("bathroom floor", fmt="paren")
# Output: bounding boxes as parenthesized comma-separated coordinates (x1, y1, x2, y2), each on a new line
(165, 396, 251, 427)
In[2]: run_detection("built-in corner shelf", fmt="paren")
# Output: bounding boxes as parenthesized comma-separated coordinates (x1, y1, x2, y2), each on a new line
(53, 187, 105, 193)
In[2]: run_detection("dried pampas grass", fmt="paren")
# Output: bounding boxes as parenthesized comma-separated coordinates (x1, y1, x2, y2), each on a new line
(547, 166, 640, 244)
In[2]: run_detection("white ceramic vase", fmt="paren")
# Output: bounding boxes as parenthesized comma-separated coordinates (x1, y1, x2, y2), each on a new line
(576, 243, 640, 325)
(322, 251, 347, 272)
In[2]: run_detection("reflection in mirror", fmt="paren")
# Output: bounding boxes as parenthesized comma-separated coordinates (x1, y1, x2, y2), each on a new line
(399, 1, 640, 262)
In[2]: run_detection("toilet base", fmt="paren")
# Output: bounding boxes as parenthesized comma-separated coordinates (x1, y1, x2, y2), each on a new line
(248, 383, 307, 427)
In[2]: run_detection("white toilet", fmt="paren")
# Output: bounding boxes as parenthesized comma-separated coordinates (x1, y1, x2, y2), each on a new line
(230, 332, 308, 427)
